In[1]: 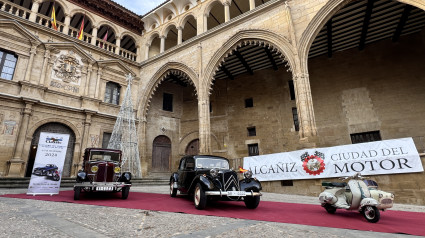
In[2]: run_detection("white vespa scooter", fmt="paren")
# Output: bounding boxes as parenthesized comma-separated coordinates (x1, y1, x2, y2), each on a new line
(319, 173, 394, 223)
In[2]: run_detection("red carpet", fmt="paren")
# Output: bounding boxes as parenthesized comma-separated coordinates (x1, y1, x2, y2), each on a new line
(2, 191, 425, 236)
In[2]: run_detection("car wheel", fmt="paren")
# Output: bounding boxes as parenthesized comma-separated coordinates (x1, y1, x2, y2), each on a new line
(194, 183, 207, 210)
(53, 175, 60, 181)
(170, 179, 177, 197)
(41, 170, 46, 176)
(363, 205, 380, 223)
(324, 204, 337, 214)
(74, 187, 81, 200)
(122, 186, 130, 200)
(244, 196, 260, 209)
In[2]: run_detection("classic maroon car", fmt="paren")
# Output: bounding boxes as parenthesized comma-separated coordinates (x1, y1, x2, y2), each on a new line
(73, 148, 132, 200)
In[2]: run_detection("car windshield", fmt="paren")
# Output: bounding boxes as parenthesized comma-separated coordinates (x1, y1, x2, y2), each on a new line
(364, 179, 379, 188)
(195, 158, 229, 169)
(89, 150, 120, 162)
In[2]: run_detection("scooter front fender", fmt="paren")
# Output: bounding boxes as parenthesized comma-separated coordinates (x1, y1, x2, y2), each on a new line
(360, 197, 379, 210)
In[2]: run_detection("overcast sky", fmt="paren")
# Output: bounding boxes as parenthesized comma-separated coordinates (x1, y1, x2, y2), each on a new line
(112, 0, 166, 15)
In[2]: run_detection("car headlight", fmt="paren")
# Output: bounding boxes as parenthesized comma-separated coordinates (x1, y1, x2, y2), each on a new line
(91, 166, 98, 173)
(244, 170, 253, 179)
(210, 168, 218, 177)
(114, 167, 121, 173)
(379, 193, 383, 198)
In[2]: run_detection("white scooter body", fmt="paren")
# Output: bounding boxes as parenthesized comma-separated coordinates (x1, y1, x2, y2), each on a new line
(319, 173, 394, 223)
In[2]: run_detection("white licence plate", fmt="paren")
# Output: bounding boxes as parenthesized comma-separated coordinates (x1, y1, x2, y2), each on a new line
(97, 187, 113, 191)
(227, 191, 246, 196)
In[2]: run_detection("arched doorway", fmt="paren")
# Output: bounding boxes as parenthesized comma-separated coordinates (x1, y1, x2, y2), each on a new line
(185, 139, 199, 155)
(25, 123, 76, 177)
(152, 135, 171, 171)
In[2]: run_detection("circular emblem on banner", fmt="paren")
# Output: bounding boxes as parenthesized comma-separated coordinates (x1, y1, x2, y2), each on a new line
(302, 155, 325, 175)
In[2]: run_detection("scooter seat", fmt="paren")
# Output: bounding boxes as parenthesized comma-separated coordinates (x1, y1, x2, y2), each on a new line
(322, 182, 347, 187)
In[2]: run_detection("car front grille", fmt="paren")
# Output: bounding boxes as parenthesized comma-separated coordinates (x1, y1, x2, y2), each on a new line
(221, 171, 240, 191)
(95, 163, 115, 182)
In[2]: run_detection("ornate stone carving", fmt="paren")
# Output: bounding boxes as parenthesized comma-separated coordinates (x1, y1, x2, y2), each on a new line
(53, 51, 82, 85)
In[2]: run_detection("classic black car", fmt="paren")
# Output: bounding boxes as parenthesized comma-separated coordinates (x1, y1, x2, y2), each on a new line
(74, 148, 132, 200)
(170, 155, 262, 210)
(33, 164, 60, 181)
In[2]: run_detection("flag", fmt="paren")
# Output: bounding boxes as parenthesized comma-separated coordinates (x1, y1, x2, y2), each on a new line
(239, 166, 248, 173)
(50, 4, 57, 31)
(100, 29, 108, 48)
(77, 16, 85, 40)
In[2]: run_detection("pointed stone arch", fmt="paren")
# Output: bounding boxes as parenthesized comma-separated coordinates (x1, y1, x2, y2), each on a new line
(138, 62, 199, 118)
(298, 0, 425, 71)
(203, 29, 295, 93)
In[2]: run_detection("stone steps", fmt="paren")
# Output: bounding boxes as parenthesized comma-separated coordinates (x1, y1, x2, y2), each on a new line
(0, 177, 169, 188)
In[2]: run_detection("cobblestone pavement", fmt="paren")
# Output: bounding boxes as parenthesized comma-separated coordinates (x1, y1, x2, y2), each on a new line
(0, 186, 424, 238)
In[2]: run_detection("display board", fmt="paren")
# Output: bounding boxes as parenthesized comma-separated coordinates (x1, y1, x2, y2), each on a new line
(27, 132, 70, 195)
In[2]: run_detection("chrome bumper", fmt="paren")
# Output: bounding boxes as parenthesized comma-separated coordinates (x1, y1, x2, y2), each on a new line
(74, 182, 131, 188)
(205, 190, 262, 197)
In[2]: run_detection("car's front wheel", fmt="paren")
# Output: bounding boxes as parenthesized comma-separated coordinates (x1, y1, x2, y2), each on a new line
(122, 186, 130, 200)
(244, 196, 260, 209)
(194, 183, 207, 210)
(324, 204, 337, 214)
(170, 179, 177, 197)
(74, 187, 81, 200)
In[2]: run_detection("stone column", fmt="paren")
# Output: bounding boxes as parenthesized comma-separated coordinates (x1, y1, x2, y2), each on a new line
(224, 2, 231, 22)
(38, 48, 50, 86)
(145, 43, 150, 60)
(84, 64, 93, 96)
(136, 44, 141, 62)
(115, 37, 121, 55)
(198, 14, 206, 35)
(177, 26, 183, 45)
(8, 102, 34, 177)
(198, 89, 211, 154)
(139, 117, 148, 177)
(293, 73, 317, 138)
(29, 0, 40, 22)
(160, 36, 165, 53)
(91, 26, 98, 46)
(203, 14, 208, 33)
(81, 112, 92, 155)
(249, 0, 255, 10)
(63, 14, 71, 34)
(94, 67, 102, 98)
(24, 45, 37, 82)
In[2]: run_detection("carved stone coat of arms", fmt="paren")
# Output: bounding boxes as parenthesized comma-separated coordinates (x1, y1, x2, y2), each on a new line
(53, 51, 82, 84)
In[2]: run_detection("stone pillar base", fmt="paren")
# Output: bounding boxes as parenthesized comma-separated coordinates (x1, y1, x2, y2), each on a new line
(7, 159, 25, 177)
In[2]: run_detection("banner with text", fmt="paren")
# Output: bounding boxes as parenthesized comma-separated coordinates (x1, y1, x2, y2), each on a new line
(27, 132, 70, 195)
(243, 138, 423, 181)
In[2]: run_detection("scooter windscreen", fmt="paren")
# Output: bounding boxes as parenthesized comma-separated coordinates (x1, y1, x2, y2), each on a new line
(363, 180, 379, 188)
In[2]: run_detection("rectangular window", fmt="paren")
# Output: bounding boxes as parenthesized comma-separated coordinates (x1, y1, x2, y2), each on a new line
(247, 127, 256, 137)
(350, 131, 382, 144)
(163, 93, 173, 112)
(288, 80, 296, 100)
(0, 49, 17, 80)
(102, 132, 112, 148)
(105, 82, 120, 105)
(248, 143, 259, 156)
(210, 102, 212, 113)
(245, 98, 253, 108)
(292, 107, 299, 131)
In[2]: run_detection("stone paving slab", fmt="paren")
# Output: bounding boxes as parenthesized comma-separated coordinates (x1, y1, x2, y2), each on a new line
(0, 185, 424, 238)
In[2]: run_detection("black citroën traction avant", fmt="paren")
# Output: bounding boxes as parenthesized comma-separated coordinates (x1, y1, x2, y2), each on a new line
(170, 155, 262, 210)
(73, 148, 132, 200)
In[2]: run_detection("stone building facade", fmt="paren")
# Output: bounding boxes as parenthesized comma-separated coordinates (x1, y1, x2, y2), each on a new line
(0, 0, 424, 204)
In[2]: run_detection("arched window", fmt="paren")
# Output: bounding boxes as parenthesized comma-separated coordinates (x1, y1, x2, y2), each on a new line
(104, 82, 121, 105)
(0, 49, 17, 81)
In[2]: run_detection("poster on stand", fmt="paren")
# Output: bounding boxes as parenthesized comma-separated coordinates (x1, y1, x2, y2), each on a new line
(243, 137, 423, 181)
(27, 132, 70, 195)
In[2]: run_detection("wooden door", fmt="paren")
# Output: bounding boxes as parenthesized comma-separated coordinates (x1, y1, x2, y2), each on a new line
(185, 139, 199, 155)
(152, 136, 171, 171)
